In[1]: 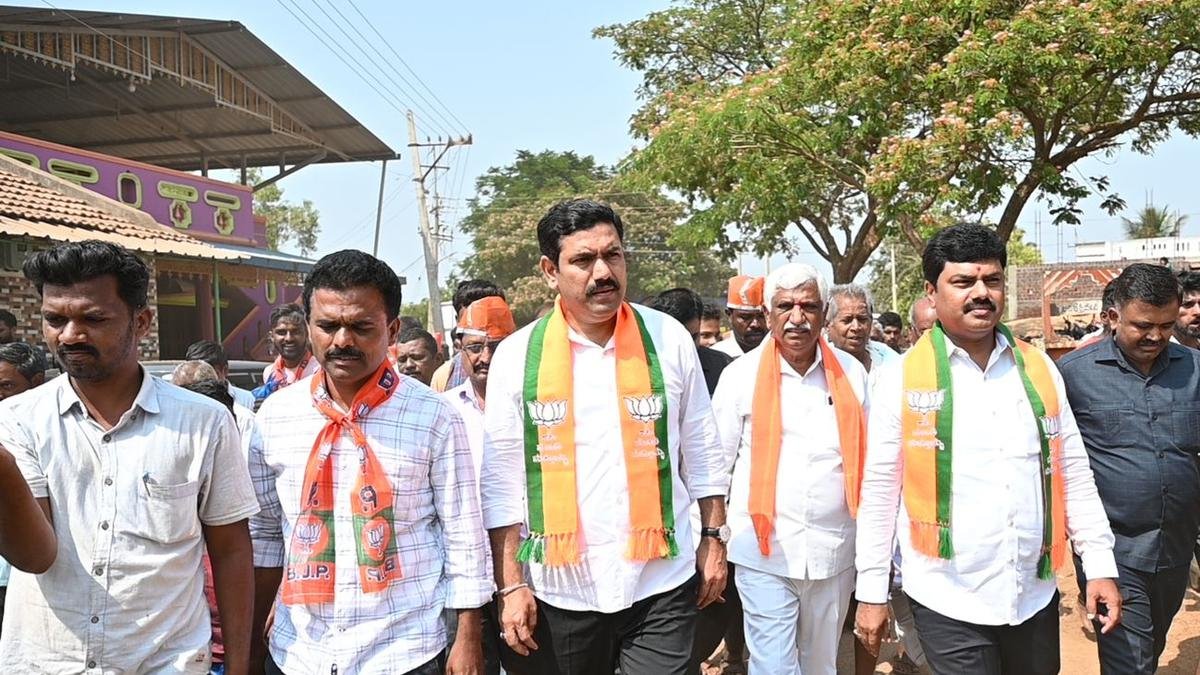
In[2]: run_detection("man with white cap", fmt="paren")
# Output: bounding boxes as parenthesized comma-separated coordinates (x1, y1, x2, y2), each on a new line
(712, 263, 869, 675)
(713, 275, 767, 358)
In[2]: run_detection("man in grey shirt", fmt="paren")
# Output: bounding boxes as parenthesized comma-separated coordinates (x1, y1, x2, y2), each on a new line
(1058, 263, 1200, 675)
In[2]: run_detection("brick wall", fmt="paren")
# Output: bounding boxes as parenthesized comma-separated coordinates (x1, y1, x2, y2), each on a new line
(1010, 260, 1149, 320)
(0, 245, 160, 360)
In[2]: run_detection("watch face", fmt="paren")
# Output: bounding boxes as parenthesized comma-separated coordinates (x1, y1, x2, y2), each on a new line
(719, 524, 731, 542)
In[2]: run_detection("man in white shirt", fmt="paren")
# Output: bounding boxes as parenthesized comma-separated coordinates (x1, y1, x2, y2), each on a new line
(0, 240, 259, 674)
(824, 283, 897, 387)
(854, 223, 1123, 674)
(482, 200, 729, 675)
(712, 275, 767, 358)
(249, 249, 491, 675)
(186, 339, 257, 410)
(712, 263, 868, 675)
(441, 294, 517, 675)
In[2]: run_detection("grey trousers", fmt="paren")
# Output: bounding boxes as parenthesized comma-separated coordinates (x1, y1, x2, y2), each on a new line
(908, 592, 1060, 675)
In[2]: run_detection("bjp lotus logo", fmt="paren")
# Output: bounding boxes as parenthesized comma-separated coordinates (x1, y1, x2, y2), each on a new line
(1039, 415, 1060, 439)
(363, 520, 389, 560)
(906, 389, 945, 416)
(527, 400, 568, 427)
(625, 395, 664, 424)
(294, 520, 324, 554)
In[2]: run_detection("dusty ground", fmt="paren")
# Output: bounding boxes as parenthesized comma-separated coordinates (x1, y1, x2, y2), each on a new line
(701, 565, 1200, 674)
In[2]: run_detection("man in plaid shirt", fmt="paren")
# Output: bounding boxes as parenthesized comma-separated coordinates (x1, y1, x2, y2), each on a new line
(249, 250, 492, 675)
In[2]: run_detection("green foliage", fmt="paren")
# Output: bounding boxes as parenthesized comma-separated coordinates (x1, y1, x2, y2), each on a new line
(400, 299, 430, 326)
(865, 226, 1043, 321)
(599, 0, 1200, 282)
(458, 150, 734, 323)
(247, 168, 321, 256)
(1121, 204, 1189, 239)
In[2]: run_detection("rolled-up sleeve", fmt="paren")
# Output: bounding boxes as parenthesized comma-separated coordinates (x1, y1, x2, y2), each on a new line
(248, 419, 285, 568)
(431, 407, 492, 609)
(480, 338, 528, 531)
(0, 405, 45, 499)
(854, 361, 904, 604)
(1052, 366, 1118, 580)
(198, 411, 260, 527)
(673, 328, 726, 500)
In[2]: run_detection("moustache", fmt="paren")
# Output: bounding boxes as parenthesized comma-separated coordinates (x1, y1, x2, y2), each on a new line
(324, 348, 364, 361)
(587, 280, 620, 296)
(782, 321, 811, 334)
(57, 345, 99, 358)
(964, 300, 996, 313)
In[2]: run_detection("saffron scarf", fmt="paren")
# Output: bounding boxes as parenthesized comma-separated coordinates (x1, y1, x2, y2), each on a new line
(519, 300, 677, 567)
(272, 353, 312, 387)
(901, 323, 1066, 579)
(748, 336, 866, 556)
(282, 362, 403, 605)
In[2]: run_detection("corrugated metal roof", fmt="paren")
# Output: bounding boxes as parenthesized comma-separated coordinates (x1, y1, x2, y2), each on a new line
(0, 152, 245, 259)
(0, 5, 396, 172)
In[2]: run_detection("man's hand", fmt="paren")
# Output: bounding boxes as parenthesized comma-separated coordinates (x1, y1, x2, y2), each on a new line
(695, 536, 728, 609)
(446, 608, 484, 675)
(854, 601, 889, 658)
(1086, 578, 1123, 634)
(498, 587, 539, 656)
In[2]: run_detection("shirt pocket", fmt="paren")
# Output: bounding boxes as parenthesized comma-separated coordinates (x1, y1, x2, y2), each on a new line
(1171, 402, 1200, 452)
(132, 478, 201, 544)
(1075, 403, 1134, 446)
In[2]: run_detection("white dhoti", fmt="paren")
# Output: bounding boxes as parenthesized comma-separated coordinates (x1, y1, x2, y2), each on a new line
(736, 564, 854, 675)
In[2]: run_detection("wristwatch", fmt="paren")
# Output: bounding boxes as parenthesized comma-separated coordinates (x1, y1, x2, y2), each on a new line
(700, 524, 731, 544)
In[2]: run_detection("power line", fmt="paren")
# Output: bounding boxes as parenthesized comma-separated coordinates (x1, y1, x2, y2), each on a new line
(315, 0, 461, 138)
(274, 0, 415, 121)
(346, 0, 470, 133)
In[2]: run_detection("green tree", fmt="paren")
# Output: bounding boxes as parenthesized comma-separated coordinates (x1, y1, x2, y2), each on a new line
(865, 226, 1043, 322)
(246, 168, 321, 256)
(1121, 204, 1188, 239)
(458, 150, 734, 323)
(599, 0, 1200, 281)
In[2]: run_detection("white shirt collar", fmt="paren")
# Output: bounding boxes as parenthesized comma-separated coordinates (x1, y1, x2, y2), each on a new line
(56, 366, 159, 417)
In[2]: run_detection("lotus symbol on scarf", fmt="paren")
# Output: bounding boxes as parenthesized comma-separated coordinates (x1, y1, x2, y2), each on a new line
(295, 522, 322, 553)
(906, 389, 945, 416)
(527, 400, 567, 427)
(366, 522, 387, 552)
(625, 395, 664, 424)
(1039, 415, 1060, 439)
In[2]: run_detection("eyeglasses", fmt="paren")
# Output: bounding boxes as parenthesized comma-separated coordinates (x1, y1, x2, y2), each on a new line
(462, 340, 503, 356)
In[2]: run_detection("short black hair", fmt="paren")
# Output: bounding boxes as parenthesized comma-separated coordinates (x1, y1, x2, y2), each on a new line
(1109, 263, 1181, 309)
(878, 311, 903, 330)
(1100, 280, 1118, 313)
(269, 303, 305, 328)
(180, 379, 235, 416)
(22, 240, 150, 311)
(537, 199, 624, 265)
(452, 280, 505, 314)
(922, 223, 1007, 286)
(398, 315, 424, 333)
(647, 288, 704, 326)
(0, 342, 45, 381)
(397, 327, 438, 354)
(303, 250, 403, 321)
(701, 303, 722, 322)
(185, 339, 228, 369)
(0, 310, 15, 328)
(1178, 271, 1200, 297)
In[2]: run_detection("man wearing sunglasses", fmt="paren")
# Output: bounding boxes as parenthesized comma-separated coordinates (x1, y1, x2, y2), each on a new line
(441, 294, 517, 674)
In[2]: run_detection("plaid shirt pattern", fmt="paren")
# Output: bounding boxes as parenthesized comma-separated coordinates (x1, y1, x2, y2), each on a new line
(249, 374, 491, 675)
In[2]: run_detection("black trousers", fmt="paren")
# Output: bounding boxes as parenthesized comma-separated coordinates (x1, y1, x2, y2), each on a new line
(688, 562, 742, 673)
(1075, 557, 1191, 675)
(501, 575, 699, 675)
(908, 591, 1060, 675)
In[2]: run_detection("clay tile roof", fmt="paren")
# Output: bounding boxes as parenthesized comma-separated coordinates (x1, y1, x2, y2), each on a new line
(0, 154, 244, 260)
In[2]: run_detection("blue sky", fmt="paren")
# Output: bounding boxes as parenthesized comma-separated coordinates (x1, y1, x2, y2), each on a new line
(53, 1, 1200, 298)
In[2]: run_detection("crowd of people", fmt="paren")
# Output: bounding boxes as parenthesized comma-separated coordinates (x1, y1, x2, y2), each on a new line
(0, 199, 1195, 675)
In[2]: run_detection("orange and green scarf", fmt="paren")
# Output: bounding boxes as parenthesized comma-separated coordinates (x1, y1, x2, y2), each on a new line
(519, 300, 677, 567)
(282, 362, 403, 605)
(748, 336, 866, 556)
(901, 323, 1066, 579)
(271, 353, 313, 388)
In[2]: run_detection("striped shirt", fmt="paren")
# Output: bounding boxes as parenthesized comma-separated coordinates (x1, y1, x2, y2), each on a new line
(249, 370, 491, 675)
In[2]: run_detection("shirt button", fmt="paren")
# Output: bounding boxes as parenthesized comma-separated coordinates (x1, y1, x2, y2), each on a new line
(100, 521, 109, 530)
(1162, 486, 1169, 494)
(102, 435, 111, 443)
(87, 661, 96, 669)
(1158, 452, 1166, 459)
(93, 566, 103, 576)
(90, 616, 99, 624)
(1151, 413, 1159, 421)
(103, 478, 113, 486)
